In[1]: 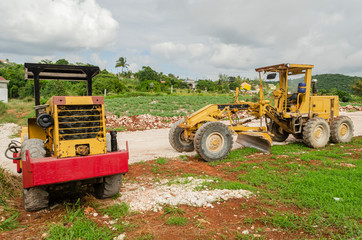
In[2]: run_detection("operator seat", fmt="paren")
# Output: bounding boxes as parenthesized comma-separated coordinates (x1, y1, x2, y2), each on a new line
(287, 83, 306, 110)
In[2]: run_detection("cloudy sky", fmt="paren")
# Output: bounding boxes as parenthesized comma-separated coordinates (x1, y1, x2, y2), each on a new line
(0, 0, 362, 80)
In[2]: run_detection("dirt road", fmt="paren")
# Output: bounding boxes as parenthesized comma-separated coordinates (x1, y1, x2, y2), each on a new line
(1, 111, 361, 174)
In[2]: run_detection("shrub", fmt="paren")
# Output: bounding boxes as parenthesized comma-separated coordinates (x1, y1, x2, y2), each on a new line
(0, 101, 7, 115)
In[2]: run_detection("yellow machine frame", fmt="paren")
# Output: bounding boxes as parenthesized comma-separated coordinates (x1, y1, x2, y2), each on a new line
(170, 63, 343, 162)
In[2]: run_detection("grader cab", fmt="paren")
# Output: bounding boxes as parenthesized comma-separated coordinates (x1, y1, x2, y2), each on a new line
(9, 63, 129, 211)
(169, 63, 354, 162)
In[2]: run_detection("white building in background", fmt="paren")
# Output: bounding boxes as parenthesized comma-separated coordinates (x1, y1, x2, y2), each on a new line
(0, 76, 10, 103)
(185, 78, 196, 90)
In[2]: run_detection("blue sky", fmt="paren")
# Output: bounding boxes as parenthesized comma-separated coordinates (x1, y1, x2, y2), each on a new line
(1, 0, 362, 80)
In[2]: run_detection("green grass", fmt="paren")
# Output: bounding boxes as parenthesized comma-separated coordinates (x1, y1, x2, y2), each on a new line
(0, 212, 20, 232)
(165, 216, 188, 226)
(156, 158, 168, 165)
(229, 139, 362, 237)
(161, 204, 188, 226)
(0, 99, 35, 125)
(105, 95, 235, 117)
(0, 167, 22, 232)
(101, 202, 130, 219)
(161, 205, 185, 217)
(46, 201, 115, 240)
(0, 101, 6, 115)
(195, 177, 253, 192)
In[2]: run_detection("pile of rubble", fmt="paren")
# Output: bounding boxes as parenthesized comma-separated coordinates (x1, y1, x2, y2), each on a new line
(119, 177, 252, 212)
(106, 114, 182, 131)
(339, 105, 362, 112)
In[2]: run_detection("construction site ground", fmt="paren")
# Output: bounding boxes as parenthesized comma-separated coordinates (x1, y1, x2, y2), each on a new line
(0, 110, 361, 239)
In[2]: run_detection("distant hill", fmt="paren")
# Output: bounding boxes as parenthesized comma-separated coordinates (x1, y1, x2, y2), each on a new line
(267, 74, 360, 94)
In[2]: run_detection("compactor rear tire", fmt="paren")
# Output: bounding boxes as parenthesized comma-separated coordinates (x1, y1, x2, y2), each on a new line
(330, 116, 354, 143)
(271, 122, 289, 142)
(94, 174, 122, 199)
(169, 119, 194, 152)
(194, 122, 233, 162)
(21, 139, 49, 211)
(303, 117, 330, 148)
(23, 187, 49, 211)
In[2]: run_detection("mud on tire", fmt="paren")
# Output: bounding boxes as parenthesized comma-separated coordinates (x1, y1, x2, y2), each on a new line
(194, 121, 233, 162)
(330, 116, 354, 143)
(94, 174, 122, 199)
(169, 119, 194, 152)
(303, 117, 330, 148)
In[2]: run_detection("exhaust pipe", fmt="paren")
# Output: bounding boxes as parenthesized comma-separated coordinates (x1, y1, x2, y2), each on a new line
(110, 131, 118, 152)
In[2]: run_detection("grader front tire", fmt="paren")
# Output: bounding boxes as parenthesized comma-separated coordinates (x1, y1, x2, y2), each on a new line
(169, 119, 194, 152)
(194, 122, 233, 162)
(21, 139, 49, 211)
(330, 116, 354, 143)
(303, 117, 330, 148)
(271, 122, 289, 142)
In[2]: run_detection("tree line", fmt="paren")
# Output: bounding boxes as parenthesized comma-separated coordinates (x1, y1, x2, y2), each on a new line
(0, 58, 360, 103)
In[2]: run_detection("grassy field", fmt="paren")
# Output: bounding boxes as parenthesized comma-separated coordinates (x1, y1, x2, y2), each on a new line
(0, 99, 35, 126)
(104, 95, 237, 117)
(1, 137, 361, 239)
(0, 94, 361, 125)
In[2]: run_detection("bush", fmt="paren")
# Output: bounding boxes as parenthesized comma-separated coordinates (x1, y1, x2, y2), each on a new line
(0, 101, 7, 115)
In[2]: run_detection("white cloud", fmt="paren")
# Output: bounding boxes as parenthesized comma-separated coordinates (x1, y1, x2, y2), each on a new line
(151, 42, 187, 60)
(0, 0, 118, 55)
(128, 63, 139, 73)
(2, 0, 362, 79)
(91, 53, 107, 69)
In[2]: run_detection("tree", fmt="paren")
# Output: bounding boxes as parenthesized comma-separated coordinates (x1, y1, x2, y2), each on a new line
(136, 66, 160, 83)
(115, 57, 129, 74)
(55, 59, 70, 65)
(196, 80, 217, 92)
(39, 59, 53, 64)
(351, 79, 362, 96)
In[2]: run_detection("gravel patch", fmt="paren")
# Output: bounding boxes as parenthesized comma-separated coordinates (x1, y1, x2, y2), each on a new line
(119, 177, 252, 212)
(0, 123, 20, 174)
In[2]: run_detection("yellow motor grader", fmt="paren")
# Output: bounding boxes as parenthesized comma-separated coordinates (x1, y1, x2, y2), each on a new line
(169, 63, 354, 162)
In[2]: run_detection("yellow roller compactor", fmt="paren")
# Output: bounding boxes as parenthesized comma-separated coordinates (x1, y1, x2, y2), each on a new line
(169, 63, 354, 162)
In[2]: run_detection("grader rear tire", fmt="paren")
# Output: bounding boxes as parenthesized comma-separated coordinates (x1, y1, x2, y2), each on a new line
(271, 122, 289, 142)
(169, 119, 194, 152)
(330, 116, 354, 143)
(94, 174, 122, 199)
(303, 117, 330, 148)
(194, 122, 233, 162)
(21, 139, 49, 211)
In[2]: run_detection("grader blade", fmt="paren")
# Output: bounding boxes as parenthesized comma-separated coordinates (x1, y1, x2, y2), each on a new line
(236, 133, 272, 153)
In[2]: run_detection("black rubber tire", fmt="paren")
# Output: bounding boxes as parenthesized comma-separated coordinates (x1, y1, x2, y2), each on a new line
(330, 116, 354, 143)
(194, 121, 233, 162)
(23, 187, 49, 211)
(303, 117, 330, 148)
(94, 174, 122, 199)
(21, 139, 49, 211)
(169, 119, 194, 152)
(21, 139, 46, 159)
(271, 122, 289, 142)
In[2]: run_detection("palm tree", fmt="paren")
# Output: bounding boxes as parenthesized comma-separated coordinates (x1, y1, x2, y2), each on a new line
(115, 57, 129, 75)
